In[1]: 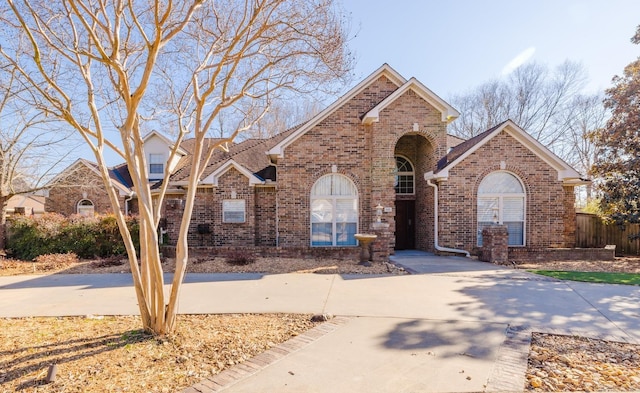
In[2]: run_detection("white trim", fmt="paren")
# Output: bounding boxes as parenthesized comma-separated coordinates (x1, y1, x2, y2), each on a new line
(430, 120, 583, 181)
(477, 171, 527, 247)
(394, 155, 415, 195)
(268, 64, 407, 158)
(310, 174, 359, 247)
(47, 158, 133, 196)
(143, 130, 188, 156)
(201, 159, 263, 186)
(222, 199, 246, 223)
(77, 198, 95, 217)
(362, 78, 459, 124)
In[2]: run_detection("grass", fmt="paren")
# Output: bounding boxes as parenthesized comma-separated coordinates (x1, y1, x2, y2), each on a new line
(529, 270, 640, 285)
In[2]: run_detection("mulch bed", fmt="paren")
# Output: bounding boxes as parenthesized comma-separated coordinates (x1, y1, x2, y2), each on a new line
(526, 333, 640, 392)
(0, 314, 317, 393)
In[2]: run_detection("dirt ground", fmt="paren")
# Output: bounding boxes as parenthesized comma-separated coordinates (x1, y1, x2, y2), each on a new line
(3, 254, 640, 392)
(0, 314, 317, 393)
(0, 254, 405, 276)
(516, 256, 640, 273)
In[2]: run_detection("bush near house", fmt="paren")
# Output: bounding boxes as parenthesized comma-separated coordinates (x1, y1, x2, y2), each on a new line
(6, 213, 139, 260)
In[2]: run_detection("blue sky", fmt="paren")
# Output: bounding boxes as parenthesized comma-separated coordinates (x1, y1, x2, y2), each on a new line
(71, 1, 640, 167)
(341, 0, 640, 98)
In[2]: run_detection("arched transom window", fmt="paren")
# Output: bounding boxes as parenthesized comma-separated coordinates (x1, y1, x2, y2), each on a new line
(310, 174, 358, 246)
(395, 156, 414, 194)
(477, 171, 525, 246)
(77, 199, 95, 217)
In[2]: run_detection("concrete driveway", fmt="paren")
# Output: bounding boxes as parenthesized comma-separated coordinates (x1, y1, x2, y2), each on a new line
(2, 251, 639, 392)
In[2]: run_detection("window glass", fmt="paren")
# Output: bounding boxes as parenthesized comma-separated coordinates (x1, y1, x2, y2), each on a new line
(310, 174, 358, 246)
(477, 172, 525, 246)
(395, 156, 414, 194)
(478, 172, 523, 194)
(77, 199, 95, 217)
(149, 154, 164, 175)
(222, 199, 245, 223)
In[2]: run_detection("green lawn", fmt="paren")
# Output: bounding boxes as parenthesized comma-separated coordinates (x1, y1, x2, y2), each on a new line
(529, 270, 640, 285)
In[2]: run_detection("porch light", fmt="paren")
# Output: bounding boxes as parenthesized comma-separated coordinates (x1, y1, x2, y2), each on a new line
(492, 208, 499, 225)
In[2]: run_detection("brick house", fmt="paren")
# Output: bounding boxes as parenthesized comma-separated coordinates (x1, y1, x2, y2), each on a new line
(45, 64, 587, 260)
(44, 158, 135, 217)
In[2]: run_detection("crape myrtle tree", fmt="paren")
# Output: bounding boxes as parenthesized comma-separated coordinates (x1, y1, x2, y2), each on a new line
(0, 0, 352, 335)
(589, 25, 640, 225)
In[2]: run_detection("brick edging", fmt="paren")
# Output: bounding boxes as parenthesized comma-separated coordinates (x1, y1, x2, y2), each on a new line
(486, 325, 636, 392)
(182, 316, 352, 393)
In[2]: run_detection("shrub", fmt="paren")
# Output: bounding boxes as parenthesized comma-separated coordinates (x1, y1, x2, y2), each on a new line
(225, 251, 256, 266)
(6, 213, 140, 260)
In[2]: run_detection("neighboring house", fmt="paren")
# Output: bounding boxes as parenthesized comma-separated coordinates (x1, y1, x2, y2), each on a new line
(45, 64, 587, 260)
(6, 194, 45, 216)
(44, 158, 135, 217)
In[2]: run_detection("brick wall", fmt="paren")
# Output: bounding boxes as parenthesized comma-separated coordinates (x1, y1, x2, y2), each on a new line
(255, 186, 277, 246)
(45, 165, 127, 216)
(437, 131, 575, 252)
(163, 167, 256, 247)
(275, 76, 448, 258)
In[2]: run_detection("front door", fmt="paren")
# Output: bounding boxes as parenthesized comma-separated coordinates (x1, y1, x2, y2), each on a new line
(395, 200, 415, 250)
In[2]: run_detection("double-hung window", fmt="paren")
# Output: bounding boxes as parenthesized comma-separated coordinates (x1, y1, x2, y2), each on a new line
(149, 154, 164, 176)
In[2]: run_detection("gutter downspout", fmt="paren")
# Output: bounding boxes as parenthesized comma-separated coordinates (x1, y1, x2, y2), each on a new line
(426, 179, 470, 257)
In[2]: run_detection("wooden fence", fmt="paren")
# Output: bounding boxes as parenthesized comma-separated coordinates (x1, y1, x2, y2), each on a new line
(576, 213, 640, 255)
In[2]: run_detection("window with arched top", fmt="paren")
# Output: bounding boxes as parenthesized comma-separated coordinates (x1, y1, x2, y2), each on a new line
(310, 174, 358, 246)
(395, 156, 414, 194)
(77, 199, 95, 217)
(477, 171, 525, 246)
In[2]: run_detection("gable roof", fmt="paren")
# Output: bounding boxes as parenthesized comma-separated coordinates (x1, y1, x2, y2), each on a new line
(361, 77, 459, 124)
(48, 158, 133, 195)
(167, 125, 301, 187)
(201, 159, 264, 186)
(268, 63, 407, 158)
(429, 119, 584, 182)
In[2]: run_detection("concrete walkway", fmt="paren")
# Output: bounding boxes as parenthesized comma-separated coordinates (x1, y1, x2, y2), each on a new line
(2, 251, 640, 392)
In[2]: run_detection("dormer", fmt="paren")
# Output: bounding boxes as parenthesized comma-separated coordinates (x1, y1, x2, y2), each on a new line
(142, 131, 187, 180)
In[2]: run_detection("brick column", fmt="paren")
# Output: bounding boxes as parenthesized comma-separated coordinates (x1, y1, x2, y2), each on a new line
(480, 225, 509, 264)
(370, 222, 392, 262)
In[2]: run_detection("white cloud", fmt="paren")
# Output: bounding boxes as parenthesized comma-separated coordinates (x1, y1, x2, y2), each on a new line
(501, 47, 536, 75)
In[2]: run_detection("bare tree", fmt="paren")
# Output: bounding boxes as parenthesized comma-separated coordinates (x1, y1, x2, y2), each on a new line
(1, 0, 352, 335)
(557, 94, 608, 199)
(243, 98, 323, 139)
(0, 61, 76, 223)
(449, 61, 587, 149)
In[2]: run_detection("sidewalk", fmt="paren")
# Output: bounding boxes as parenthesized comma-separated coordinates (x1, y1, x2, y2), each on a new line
(2, 252, 640, 392)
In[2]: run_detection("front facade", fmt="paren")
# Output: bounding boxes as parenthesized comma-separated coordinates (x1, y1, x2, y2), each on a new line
(45, 64, 586, 260)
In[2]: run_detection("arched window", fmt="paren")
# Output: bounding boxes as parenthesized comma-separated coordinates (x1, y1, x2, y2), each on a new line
(395, 156, 414, 194)
(477, 171, 525, 246)
(311, 174, 358, 246)
(77, 199, 95, 217)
